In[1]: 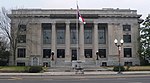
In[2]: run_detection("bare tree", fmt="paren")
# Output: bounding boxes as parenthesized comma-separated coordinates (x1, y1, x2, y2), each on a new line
(0, 7, 33, 65)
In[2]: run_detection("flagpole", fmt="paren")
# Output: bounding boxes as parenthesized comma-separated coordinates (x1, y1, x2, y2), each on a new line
(76, 1, 79, 61)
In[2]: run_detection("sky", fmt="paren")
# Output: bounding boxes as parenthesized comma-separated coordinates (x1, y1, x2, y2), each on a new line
(0, 0, 149, 19)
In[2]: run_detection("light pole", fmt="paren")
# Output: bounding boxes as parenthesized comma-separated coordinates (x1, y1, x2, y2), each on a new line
(51, 51, 54, 61)
(114, 39, 124, 74)
(51, 51, 54, 67)
(96, 51, 99, 66)
(96, 51, 99, 60)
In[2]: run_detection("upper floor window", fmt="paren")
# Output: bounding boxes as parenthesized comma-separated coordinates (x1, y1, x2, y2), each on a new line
(57, 49, 65, 58)
(42, 23, 51, 44)
(98, 24, 106, 44)
(56, 23, 65, 44)
(124, 48, 132, 58)
(17, 48, 26, 58)
(123, 25, 131, 31)
(43, 49, 51, 58)
(18, 35, 26, 43)
(84, 49, 92, 58)
(18, 24, 26, 31)
(84, 23, 93, 44)
(70, 23, 78, 44)
(123, 35, 131, 43)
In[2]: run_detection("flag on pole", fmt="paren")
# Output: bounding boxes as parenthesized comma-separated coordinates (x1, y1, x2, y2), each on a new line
(77, 4, 86, 24)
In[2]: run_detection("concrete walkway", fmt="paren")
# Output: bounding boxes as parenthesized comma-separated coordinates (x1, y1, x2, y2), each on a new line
(0, 71, 150, 76)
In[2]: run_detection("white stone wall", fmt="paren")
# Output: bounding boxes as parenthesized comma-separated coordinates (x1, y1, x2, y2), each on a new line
(10, 9, 141, 66)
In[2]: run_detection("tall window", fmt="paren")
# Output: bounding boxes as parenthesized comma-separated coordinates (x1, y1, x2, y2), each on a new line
(70, 23, 77, 44)
(57, 49, 65, 58)
(56, 23, 65, 44)
(123, 35, 131, 43)
(42, 23, 51, 44)
(124, 48, 132, 57)
(84, 49, 92, 58)
(98, 24, 106, 44)
(17, 48, 26, 58)
(84, 23, 93, 44)
(123, 25, 131, 31)
(99, 49, 106, 58)
(18, 35, 26, 43)
(43, 49, 51, 58)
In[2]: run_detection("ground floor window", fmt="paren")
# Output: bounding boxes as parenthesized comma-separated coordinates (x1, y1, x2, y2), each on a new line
(99, 49, 106, 58)
(102, 62, 107, 66)
(17, 48, 26, 58)
(124, 48, 132, 58)
(43, 49, 51, 58)
(84, 49, 92, 58)
(57, 49, 65, 58)
(124, 62, 132, 66)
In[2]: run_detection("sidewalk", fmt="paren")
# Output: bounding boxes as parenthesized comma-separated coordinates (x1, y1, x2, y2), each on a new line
(0, 71, 150, 76)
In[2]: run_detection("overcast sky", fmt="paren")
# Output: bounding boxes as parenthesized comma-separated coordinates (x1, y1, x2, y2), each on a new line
(0, 0, 149, 19)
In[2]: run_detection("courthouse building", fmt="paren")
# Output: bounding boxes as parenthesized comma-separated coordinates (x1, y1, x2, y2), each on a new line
(9, 8, 142, 67)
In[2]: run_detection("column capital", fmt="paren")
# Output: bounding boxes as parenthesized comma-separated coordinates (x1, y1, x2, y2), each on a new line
(65, 21, 70, 24)
(94, 22, 99, 25)
(51, 21, 56, 25)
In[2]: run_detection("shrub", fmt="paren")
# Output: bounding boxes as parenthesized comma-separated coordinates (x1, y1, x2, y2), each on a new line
(28, 66, 43, 73)
(113, 66, 125, 72)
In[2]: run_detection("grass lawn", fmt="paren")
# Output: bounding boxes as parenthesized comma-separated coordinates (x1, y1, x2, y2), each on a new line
(125, 66, 150, 71)
(0, 66, 29, 73)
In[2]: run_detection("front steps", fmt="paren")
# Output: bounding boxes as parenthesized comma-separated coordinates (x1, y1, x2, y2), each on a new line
(47, 66, 112, 72)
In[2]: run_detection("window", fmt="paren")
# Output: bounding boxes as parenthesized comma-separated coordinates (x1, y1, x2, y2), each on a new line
(17, 48, 26, 58)
(124, 62, 132, 66)
(84, 23, 93, 44)
(99, 49, 106, 58)
(57, 49, 65, 58)
(42, 23, 51, 44)
(56, 23, 65, 44)
(18, 24, 26, 31)
(18, 35, 26, 43)
(102, 62, 107, 66)
(123, 25, 131, 31)
(70, 23, 78, 44)
(123, 35, 131, 43)
(17, 62, 25, 66)
(124, 48, 132, 57)
(98, 24, 106, 44)
(43, 49, 51, 58)
(84, 49, 92, 58)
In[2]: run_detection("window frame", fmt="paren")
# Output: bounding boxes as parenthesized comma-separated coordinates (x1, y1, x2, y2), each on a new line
(124, 48, 132, 58)
(99, 49, 106, 58)
(57, 49, 65, 58)
(17, 48, 26, 58)
(43, 49, 51, 58)
(84, 49, 92, 58)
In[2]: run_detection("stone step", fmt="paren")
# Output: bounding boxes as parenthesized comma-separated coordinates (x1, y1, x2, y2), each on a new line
(47, 66, 112, 72)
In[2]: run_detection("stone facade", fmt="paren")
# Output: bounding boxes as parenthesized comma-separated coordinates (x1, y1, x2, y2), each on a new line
(9, 8, 141, 67)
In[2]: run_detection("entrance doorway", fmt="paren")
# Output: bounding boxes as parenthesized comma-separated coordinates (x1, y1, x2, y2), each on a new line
(71, 49, 77, 61)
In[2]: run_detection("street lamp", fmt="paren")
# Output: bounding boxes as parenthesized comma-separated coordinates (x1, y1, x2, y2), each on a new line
(114, 39, 124, 74)
(51, 51, 54, 61)
(96, 51, 99, 60)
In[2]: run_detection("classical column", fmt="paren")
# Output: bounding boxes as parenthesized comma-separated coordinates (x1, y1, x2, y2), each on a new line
(79, 23, 85, 62)
(93, 23, 98, 61)
(65, 22, 71, 62)
(107, 23, 120, 66)
(51, 22, 56, 62)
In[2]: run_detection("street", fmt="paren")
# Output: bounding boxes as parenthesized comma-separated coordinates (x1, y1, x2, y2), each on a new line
(0, 75, 150, 83)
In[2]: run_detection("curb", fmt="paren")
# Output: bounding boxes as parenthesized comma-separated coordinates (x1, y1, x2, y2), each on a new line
(0, 71, 150, 76)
